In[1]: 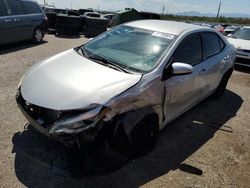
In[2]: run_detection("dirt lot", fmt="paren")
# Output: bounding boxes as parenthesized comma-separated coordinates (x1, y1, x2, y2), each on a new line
(0, 35, 249, 188)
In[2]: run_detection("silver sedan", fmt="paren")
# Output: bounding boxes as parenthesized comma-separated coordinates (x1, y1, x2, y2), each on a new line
(16, 20, 236, 157)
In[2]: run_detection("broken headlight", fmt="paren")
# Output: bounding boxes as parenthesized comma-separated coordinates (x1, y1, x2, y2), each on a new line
(49, 106, 110, 134)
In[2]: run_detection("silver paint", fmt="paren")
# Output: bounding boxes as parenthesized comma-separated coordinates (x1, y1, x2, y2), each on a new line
(19, 20, 236, 135)
(21, 49, 142, 110)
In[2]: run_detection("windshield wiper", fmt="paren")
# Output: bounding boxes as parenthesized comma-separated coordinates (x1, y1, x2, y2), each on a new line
(80, 47, 89, 58)
(76, 47, 133, 73)
(75, 47, 90, 58)
(88, 55, 130, 73)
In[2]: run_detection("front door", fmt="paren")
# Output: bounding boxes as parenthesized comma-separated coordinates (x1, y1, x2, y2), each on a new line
(163, 33, 208, 124)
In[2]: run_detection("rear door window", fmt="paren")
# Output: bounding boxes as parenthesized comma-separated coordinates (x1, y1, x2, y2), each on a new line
(0, 0, 8, 16)
(172, 34, 202, 65)
(7, 0, 24, 15)
(201, 33, 221, 59)
(21, 1, 41, 14)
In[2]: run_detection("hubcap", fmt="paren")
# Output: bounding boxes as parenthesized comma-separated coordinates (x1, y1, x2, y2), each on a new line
(35, 29, 42, 42)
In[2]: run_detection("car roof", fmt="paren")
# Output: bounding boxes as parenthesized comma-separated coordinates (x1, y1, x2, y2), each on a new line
(125, 20, 208, 36)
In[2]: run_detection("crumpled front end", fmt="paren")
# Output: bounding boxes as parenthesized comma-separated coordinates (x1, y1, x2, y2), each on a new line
(16, 73, 165, 147)
(16, 89, 111, 147)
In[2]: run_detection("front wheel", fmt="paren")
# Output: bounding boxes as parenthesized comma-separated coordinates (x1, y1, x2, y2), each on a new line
(32, 27, 44, 43)
(112, 113, 159, 158)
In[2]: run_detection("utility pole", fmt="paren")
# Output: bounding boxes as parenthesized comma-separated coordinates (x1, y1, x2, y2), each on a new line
(216, 0, 222, 19)
(43, 0, 46, 6)
(98, 0, 101, 12)
(162, 5, 165, 16)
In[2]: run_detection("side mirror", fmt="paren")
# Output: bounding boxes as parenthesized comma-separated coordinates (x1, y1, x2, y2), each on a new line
(172, 62, 193, 75)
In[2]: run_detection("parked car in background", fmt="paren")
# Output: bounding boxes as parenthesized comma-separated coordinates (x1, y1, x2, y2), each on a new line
(224, 26, 240, 36)
(0, 0, 47, 45)
(227, 26, 250, 67)
(17, 20, 235, 158)
(211, 24, 225, 34)
(79, 8, 94, 16)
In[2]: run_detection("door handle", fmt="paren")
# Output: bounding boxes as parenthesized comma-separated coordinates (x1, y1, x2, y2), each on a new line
(199, 69, 207, 75)
(5, 19, 12, 22)
(13, 18, 20, 22)
(224, 55, 230, 60)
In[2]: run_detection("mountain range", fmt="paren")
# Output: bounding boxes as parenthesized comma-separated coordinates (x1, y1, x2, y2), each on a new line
(175, 11, 250, 18)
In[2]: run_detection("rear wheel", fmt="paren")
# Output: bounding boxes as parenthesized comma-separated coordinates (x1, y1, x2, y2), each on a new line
(33, 27, 44, 43)
(213, 68, 233, 98)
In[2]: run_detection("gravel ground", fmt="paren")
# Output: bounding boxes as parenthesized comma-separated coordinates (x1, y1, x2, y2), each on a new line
(0, 35, 249, 188)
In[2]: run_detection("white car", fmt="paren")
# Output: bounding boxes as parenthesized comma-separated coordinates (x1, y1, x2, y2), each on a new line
(227, 26, 250, 67)
(17, 20, 235, 157)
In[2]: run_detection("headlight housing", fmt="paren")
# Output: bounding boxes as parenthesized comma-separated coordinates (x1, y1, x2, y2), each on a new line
(49, 106, 110, 134)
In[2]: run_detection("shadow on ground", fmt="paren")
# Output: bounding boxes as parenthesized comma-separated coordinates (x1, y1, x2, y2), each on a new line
(12, 90, 243, 188)
(55, 34, 81, 39)
(0, 41, 48, 55)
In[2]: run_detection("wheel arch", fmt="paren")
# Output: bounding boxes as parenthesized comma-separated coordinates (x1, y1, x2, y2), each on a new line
(111, 106, 160, 138)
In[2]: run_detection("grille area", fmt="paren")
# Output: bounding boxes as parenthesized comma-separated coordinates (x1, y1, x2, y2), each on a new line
(17, 92, 61, 128)
(236, 57, 250, 66)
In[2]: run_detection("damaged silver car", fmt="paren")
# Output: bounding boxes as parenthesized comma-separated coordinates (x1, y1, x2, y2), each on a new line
(16, 20, 235, 157)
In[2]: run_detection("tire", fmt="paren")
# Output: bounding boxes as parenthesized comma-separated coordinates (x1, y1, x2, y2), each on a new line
(56, 14, 81, 25)
(112, 113, 159, 158)
(55, 15, 81, 35)
(85, 17, 109, 28)
(212, 68, 233, 98)
(32, 27, 44, 43)
(85, 26, 107, 37)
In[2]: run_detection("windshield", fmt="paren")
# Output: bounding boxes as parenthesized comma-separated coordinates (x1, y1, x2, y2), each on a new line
(82, 25, 176, 73)
(232, 27, 250, 40)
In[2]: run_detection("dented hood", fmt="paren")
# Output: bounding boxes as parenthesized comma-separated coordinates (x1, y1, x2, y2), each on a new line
(21, 49, 141, 110)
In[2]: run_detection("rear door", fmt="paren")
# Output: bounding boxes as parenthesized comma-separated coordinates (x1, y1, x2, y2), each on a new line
(4, 0, 28, 42)
(200, 32, 226, 97)
(20, 1, 44, 38)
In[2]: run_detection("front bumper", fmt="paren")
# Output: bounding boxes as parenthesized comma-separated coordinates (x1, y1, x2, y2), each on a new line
(235, 49, 250, 67)
(16, 90, 101, 146)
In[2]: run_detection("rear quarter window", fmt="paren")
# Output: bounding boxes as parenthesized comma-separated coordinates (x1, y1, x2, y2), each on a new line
(7, 0, 25, 15)
(219, 37, 226, 51)
(0, 0, 8, 16)
(201, 32, 221, 59)
(21, 1, 41, 14)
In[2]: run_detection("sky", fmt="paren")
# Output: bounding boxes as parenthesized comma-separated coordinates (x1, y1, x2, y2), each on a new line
(36, 0, 250, 15)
